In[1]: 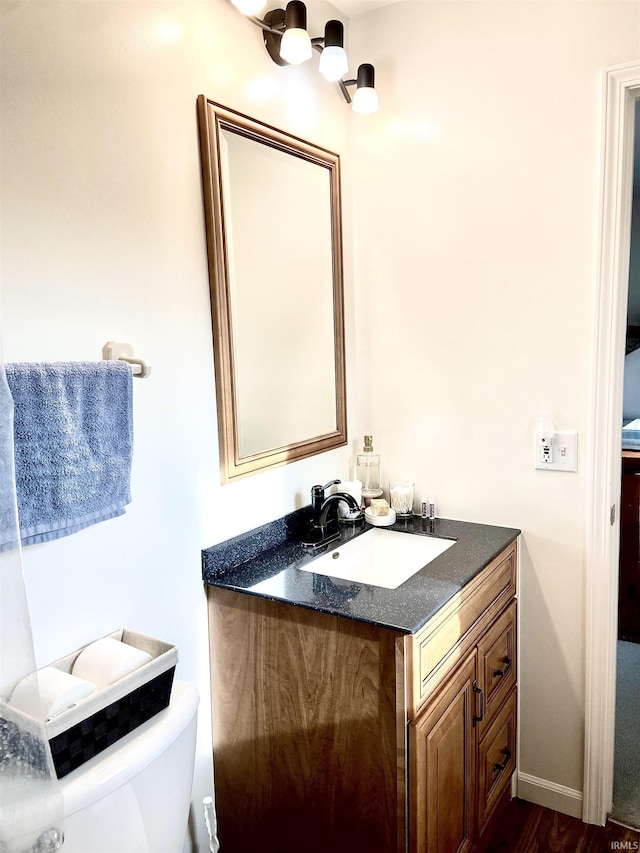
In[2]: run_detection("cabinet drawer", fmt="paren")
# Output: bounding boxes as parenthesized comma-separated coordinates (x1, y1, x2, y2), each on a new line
(409, 543, 516, 716)
(476, 601, 516, 738)
(477, 688, 516, 834)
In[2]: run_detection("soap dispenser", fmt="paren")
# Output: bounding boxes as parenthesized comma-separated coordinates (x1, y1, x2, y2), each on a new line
(357, 435, 383, 504)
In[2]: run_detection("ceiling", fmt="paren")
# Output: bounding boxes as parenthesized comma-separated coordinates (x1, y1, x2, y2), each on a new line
(331, 0, 403, 18)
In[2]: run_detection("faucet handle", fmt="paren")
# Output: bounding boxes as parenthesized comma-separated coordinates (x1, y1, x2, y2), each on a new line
(311, 480, 341, 497)
(323, 479, 341, 491)
(311, 480, 341, 515)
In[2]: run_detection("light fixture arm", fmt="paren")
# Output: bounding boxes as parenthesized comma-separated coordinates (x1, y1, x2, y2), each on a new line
(249, 9, 288, 65)
(339, 78, 357, 104)
(247, 14, 283, 36)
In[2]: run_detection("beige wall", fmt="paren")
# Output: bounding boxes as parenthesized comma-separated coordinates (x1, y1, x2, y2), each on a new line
(0, 2, 352, 849)
(349, 0, 640, 809)
(3, 0, 640, 844)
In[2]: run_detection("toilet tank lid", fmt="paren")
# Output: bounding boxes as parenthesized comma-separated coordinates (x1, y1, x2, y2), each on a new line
(59, 680, 199, 816)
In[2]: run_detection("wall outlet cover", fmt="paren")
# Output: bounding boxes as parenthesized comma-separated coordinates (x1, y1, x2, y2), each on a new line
(534, 431, 578, 472)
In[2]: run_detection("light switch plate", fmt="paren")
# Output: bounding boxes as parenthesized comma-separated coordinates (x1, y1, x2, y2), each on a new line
(534, 431, 578, 472)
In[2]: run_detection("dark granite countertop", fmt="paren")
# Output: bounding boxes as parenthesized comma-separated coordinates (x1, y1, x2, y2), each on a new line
(202, 509, 519, 634)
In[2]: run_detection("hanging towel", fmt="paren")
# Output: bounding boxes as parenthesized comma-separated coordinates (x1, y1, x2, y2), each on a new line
(2, 361, 133, 550)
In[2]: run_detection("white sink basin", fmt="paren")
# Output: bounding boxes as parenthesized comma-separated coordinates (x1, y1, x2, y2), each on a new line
(300, 528, 456, 589)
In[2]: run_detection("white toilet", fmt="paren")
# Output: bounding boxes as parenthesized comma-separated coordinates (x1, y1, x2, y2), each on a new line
(58, 680, 199, 853)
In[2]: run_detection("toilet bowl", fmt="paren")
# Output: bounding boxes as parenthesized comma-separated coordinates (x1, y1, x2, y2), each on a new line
(59, 680, 199, 853)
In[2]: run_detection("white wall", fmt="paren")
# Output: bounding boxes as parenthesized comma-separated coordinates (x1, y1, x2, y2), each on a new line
(0, 2, 353, 850)
(349, 0, 640, 814)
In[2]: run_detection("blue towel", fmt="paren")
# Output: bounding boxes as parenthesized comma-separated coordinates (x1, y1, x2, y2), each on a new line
(2, 361, 133, 550)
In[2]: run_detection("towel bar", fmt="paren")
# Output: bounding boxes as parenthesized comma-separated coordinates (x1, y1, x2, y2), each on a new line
(102, 341, 151, 378)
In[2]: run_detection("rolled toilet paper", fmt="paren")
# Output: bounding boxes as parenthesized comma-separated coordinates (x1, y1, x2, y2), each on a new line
(10, 666, 97, 722)
(71, 636, 153, 689)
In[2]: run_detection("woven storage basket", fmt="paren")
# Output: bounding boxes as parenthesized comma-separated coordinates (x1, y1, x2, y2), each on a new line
(43, 628, 177, 778)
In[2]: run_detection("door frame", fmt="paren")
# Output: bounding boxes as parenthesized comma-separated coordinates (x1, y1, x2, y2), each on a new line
(583, 61, 639, 825)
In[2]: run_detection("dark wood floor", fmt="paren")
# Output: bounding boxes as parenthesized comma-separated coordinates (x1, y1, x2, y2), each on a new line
(484, 799, 640, 852)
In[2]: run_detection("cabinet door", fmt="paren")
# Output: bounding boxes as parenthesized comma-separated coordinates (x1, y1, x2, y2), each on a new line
(409, 652, 477, 853)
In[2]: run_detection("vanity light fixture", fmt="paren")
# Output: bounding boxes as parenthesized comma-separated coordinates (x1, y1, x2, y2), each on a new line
(235, 0, 379, 112)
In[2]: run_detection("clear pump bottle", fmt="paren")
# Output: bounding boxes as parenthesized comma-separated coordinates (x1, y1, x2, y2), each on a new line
(357, 435, 383, 503)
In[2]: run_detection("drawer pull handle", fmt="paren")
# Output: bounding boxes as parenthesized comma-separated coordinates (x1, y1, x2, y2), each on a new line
(492, 748, 511, 773)
(493, 657, 512, 678)
(473, 681, 484, 724)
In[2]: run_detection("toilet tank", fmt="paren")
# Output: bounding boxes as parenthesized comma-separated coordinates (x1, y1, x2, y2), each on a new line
(59, 680, 199, 853)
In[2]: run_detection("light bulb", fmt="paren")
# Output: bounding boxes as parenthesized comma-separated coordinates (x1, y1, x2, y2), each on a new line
(319, 46, 348, 81)
(352, 87, 379, 114)
(319, 20, 348, 82)
(352, 63, 379, 115)
(279, 1, 311, 65)
(230, 0, 266, 14)
(280, 27, 312, 64)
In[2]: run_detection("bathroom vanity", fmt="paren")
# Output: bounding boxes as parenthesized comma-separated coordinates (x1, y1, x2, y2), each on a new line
(202, 513, 519, 853)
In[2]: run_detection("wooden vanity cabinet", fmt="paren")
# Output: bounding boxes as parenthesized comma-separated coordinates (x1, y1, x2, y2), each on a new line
(207, 540, 517, 853)
(409, 602, 517, 853)
(408, 545, 517, 852)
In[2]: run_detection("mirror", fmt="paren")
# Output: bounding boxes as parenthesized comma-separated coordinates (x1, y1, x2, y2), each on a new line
(197, 98, 347, 483)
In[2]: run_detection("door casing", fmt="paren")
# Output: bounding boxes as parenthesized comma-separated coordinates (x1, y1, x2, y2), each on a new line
(584, 61, 640, 825)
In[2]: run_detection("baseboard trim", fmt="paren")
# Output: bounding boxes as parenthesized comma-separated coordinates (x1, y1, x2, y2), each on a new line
(517, 772, 583, 819)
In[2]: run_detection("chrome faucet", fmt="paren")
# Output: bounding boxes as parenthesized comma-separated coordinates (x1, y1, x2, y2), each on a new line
(302, 480, 363, 548)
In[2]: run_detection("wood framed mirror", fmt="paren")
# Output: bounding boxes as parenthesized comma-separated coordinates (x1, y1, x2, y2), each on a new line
(197, 97, 347, 483)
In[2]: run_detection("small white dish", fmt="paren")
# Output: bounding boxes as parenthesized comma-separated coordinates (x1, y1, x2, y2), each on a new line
(364, 506, 396, 527)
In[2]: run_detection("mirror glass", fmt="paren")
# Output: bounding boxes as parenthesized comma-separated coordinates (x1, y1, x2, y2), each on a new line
(198, 98, 347, 482)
